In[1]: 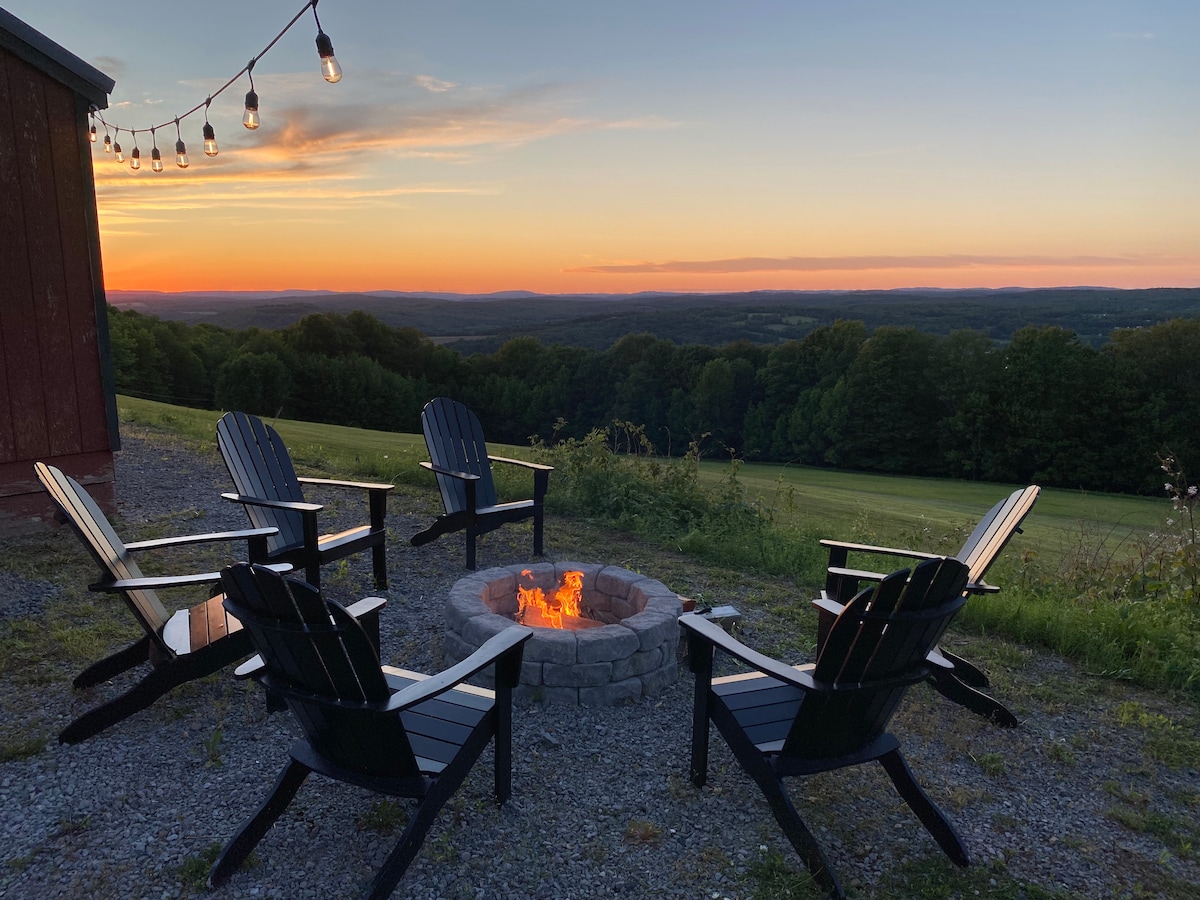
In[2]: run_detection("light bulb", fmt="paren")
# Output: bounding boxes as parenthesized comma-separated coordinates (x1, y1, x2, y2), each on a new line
(151, 146, 163, 172)
(130, 147, 141, 170)
(175, 139, 189, 168)
(202, 122, 218, 156)
(103, 134, 112, 153)
(114, 141, 124, 163)
(89, 124, 97, 142)
(316, 31, 342, 83)
(243, 89, 260, 129)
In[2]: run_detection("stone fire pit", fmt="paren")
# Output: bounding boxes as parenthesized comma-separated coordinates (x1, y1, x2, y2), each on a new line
(444, 561, 681, 705)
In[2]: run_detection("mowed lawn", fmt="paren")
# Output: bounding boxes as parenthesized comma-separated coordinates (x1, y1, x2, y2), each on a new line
(119, 395, 1165, 572)
(698, 458, 1165, 569)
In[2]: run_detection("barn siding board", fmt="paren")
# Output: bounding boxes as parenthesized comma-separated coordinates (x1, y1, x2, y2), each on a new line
(47, 72, 97, 457)
(0, 49, 52, 463)
(0, 52, 22, 463)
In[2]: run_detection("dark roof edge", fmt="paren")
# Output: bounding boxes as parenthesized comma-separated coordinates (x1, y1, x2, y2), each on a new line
(0, 8, 114, 106)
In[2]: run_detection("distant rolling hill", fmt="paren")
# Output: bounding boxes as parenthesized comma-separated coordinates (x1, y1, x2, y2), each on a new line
(107, 287, 1200, 353)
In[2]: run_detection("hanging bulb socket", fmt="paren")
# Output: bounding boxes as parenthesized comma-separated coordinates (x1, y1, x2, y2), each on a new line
(151, 145, 163, 172)
(175, 139, 189, 169)
(130, 146, 141, 170)
(202, 122, 218, 156)
(89, 123, 97, 142)
(315, 31, 342, 83)
(103, 134, 112, 153)
(243, 88, 260, 130)
(113, 139, 124, 163)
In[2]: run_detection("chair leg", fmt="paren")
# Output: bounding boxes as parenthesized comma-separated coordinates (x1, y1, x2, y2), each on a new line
(59, 661, 192, 745)
(208, 759, 311, 888)
(465, 528, 477, 571)
(928, 669, 1019, 728)
(494, 697, 513, 804)
(532, 507, 544, 556)
(73, 635, 153, 688)
(366, 732, 490, 900)
(709, 703, 843, 898)
(756, 772, 844, 900)
(937, 648, 990, 688)
(878, 749, 970, 868)
(371, 542, 388, 591)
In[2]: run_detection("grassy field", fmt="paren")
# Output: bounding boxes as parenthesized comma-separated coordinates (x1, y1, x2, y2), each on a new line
(120, 394, 1166, 577)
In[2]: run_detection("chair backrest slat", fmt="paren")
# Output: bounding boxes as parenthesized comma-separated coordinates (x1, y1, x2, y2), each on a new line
(221, 564, 421, 778)
(957, 485, 1040, 584)
(35, 462, 172, 638)
(789, 557, 969, 759)
(421, 398, 499, 512)
(217, 411, 307, 553)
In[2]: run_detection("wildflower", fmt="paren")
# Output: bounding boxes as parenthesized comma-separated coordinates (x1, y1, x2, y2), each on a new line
(1165, 483, 1174, 492)
(1189, 486, 1198, 497)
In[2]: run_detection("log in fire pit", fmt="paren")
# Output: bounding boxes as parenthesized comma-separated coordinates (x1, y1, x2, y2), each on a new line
(444, 561, 681, 705)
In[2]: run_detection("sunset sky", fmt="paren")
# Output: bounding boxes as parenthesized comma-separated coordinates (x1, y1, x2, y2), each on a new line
(8, 0, 1198, 294)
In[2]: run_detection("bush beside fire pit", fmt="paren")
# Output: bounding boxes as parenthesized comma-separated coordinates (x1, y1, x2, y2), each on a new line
(444, 561, 681, 705)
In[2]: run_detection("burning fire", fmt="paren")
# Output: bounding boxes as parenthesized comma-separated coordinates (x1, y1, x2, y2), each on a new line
(517, 569, 584, 629)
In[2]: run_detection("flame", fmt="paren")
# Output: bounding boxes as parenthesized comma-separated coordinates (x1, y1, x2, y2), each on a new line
(517, 569, 584, 629)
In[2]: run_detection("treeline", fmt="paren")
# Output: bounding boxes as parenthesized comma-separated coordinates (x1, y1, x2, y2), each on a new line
(108, 306, 1200, 494)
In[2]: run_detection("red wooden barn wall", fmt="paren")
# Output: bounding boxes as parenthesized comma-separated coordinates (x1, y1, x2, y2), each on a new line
(0, 42, 118, 534)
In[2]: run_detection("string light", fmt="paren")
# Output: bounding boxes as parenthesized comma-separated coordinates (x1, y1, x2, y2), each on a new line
(243, 63, 261, 130)
(113, 129, 124, 163)
(312, 0, 342, 83)
(89, 1, 342, 173)
(202, 99, 218, 156)
(150, 127, 163, 172)
(174, 118, 189, 168)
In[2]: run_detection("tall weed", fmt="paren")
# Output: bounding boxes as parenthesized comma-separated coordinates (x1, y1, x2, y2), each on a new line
(536, 423, 821, 579)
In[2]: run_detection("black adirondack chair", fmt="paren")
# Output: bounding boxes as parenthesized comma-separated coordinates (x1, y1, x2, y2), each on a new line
(815, 485, 1039, 726)
(36, 462, 280, 744)
(682, 557, 973, 900)
(209, 564, 532, 900)
(410, 397, 553, 570)
(217, 410, 392, 590)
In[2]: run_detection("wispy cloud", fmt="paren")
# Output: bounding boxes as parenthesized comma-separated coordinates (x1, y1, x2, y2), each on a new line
(1109, 31, 1155, 40)
(94, 73, 663, 211)
(564, 254, 1187, 275)
(414, 74, 456, 93)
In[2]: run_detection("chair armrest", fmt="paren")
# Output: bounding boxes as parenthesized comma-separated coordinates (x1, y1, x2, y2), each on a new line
(487, 455, 554, 472)
(345, 595, 388, 619)
(297, 477, 394, 493)
(812, 595, 844, 617)
(827, 565, 889, 584)
(234, 655, 264, 679)
(385, 626, 533, 711)
(679, 614, 819, 692)
(94, 562, 292, 593)
(819, 538, 942, 562)
(419, 461, 480, 481)
(221, 492, 323, 513)
(124, 526, 278, 552)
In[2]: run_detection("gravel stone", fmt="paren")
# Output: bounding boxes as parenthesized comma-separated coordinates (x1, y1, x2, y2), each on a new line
(0, 431, 1197, 899)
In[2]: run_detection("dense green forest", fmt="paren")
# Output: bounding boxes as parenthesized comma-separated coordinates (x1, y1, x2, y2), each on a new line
(108, 305, 1200, 495)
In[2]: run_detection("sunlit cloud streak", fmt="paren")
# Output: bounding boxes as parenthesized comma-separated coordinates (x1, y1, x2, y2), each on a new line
(565, 254, 1192, 275)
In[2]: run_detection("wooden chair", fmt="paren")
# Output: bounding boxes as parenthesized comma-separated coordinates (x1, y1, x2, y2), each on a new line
(209, 564, 532, 900)
(682, 557, 973, 900)
(217, 410, 393, 590)
(815, 485, 1040, 726)
(36, 461, 281, 744)
(410, 397, 553, 570)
